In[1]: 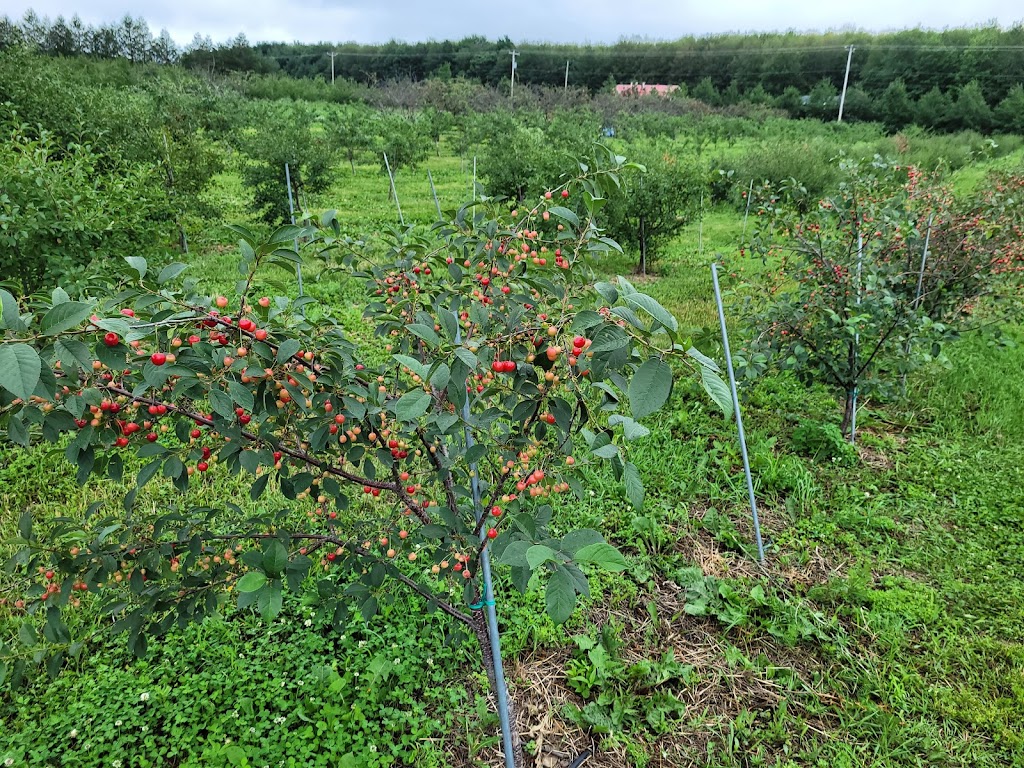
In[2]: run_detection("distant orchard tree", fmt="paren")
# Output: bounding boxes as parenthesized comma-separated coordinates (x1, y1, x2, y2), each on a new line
(743, 83, 773, 106)
(994, 84, 1024, 134)
(951, 80, 994, 132)
(150, 29, 178, 65)
(89, 24, 121, 59)
(915, 87, 954, 131)
(775, 86, 803, 117)
(116, 14, 151, 63)
(876, 79, 914, 132)
(0, 15, 24, 50)
(805, 79, 838, 121)
(840, 86, 875, 122)
(692, 77, 720, 106)
(43, 16, 76, 56)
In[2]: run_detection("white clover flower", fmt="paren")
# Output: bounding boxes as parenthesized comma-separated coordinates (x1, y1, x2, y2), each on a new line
(112, 761, 122, 768)
(303, 619, 312, 627)
(114, 720, 122, 727)
(139, 692, 150, 702)
(69, 729, 78, 739)
(141, 726, 148, 734)
(369, 745, 377, 753)
(4, 759, 13, 767)
(297, 680, 303, 686)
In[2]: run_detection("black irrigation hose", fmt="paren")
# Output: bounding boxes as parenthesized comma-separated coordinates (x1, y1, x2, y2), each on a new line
(567, 749, 593, 768)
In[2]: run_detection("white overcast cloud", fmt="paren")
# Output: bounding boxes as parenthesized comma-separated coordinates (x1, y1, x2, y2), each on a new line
(4, 0, 1022, 45)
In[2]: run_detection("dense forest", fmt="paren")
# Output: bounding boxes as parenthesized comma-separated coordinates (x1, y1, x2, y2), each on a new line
(2, 10, 1024, 133)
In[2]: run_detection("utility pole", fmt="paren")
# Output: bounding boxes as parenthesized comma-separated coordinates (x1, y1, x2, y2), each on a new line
(564, 59, 569, 91)
(837, 45, 855, 123)
(330, 51, 336, 84)
(509, 49, 518, 100)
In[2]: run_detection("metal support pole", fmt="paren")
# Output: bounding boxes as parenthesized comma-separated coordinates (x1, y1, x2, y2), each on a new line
(383, 152, 404, 225)
(427, 169, 442, 222)
(284, 163, 303, 301)
(472, 156, 477, 201)
(454, 318, 516, 768)
(901, 213, 933, 396)
(564, 59, 569, 91)
(851, 233, 863, 444)
(697, 190, 705, 260)
(711, 263, 766, 565)
(837, 46, 855, 123)
(741, 179, 754, 245)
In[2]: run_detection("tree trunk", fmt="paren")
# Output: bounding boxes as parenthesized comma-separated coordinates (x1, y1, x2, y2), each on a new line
(841, 389, 855, 438)
(470, 613, 524, 768)
(638, 216, 647, 277)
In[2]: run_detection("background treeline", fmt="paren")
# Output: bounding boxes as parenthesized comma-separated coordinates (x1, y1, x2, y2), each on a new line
(2, 11, 1024, 133)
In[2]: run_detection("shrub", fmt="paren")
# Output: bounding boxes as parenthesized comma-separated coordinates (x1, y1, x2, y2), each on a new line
(0, 127, 172, 295)
(0, 150, 729, 764)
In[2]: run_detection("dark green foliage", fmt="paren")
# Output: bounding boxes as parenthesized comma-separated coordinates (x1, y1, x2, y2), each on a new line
(602, 141, 707, 274)
(0, 129, 172, 295)
(790, 420, 858, 464)
(235, 104, 337, 224)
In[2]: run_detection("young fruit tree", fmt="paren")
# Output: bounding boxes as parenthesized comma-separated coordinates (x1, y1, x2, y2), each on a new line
(741, 159, 954, 435)
(0, 149, 730, 765)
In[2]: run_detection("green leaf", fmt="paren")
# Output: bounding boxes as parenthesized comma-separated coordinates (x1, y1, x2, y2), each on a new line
(393, 389, 431, 421)
(276, 338, 300, 363)
(257, 583, 283, 621)
(407, 324, 440, 347)
(18, 622, 37, 648)
(592, 443, 619, 459)
(686, 346, 721, 373)
(700, 366, 734, 419)
(526, 544, 559, 569)
(623, 462, 645, 510)
(547, 206, 579, 227)
(209, 390, 235, 420)
(628, 358, 673, 420)
(228, 381, 255, 412)
(623, 294, 678, 333)
(574, 542, 628, 572)
(55, 338, 94, 371)
(237, 572, 268, 592)
(124, 256, 148, 279)
(0, 344, 41, 401)
(560, 529, 604, 555)
(499, 540, 532, 568)
(40, 301, 93, 336)
(0, 288, 26, 331)
(7, 416, 28, 447)
(156, 262, 188, 284)
(545, 568, 577, 625)
(608, 414, 650, 441)
(392, 354, 427, 379)
(263, 540, 289, 577)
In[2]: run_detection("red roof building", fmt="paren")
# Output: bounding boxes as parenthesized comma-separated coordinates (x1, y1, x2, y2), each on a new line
(615, 83, 680, 97)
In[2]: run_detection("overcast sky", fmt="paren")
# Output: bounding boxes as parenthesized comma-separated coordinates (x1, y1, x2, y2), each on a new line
(6, 1, 1022, 46)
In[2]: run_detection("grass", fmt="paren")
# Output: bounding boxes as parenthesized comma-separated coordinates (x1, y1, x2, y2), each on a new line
(3, 135, 1024, 768)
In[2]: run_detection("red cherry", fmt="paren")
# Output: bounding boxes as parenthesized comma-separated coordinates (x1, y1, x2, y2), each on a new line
(120, 308, 135, 317)
(190, 428, 201, 439)
(150, 352, 167, 366)
(487, 528, 498, 540)
(197, 461, 209, 472)
(146, 433, 158, 442)
(561, 189, 569, 198)
(115, 437, 129, 448)
(103, 332, 119, 347)
(254, 329, 268, 341)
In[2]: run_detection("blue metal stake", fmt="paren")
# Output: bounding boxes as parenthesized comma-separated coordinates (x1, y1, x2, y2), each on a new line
(711, 263, 765, 564)
(284, 163, 303, 303)
(455, 318, 516, 768)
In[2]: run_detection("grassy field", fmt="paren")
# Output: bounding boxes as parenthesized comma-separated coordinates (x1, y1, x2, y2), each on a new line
(2, 139, 1023, 768)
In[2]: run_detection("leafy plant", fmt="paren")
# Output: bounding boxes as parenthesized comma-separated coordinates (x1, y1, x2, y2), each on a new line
(0, 148, 730, 765)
